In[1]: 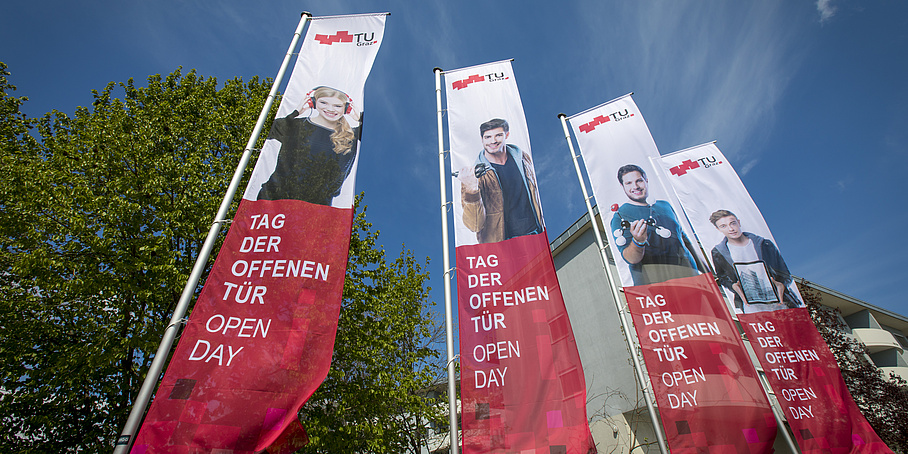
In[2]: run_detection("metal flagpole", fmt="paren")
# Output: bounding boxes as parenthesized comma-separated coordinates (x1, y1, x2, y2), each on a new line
(112, 12, 312, 454)
(767, 394, 800, 453)
(434, 68, 460, 454)
(433, 68, 460, 454)
(558, 114, 669, 454)
(434, 67, 460, 454)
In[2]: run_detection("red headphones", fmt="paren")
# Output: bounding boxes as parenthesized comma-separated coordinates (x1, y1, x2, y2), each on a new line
(305, 86, 352, 114)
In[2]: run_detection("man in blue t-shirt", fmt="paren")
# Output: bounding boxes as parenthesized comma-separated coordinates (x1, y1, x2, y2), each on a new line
(610, 164, 701, 285)
(457, 118, 544, 244)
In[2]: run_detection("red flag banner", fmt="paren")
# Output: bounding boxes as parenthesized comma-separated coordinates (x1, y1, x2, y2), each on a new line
(566, 97, 777, 452)
(661, 143, 892, 453)
(444, 61, 594, 453)
(131, 13, 386, 453)
(742, 309, 891, 452)
(624, 274, 779, 453)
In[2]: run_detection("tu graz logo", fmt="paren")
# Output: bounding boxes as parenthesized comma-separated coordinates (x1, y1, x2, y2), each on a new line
(452, 72, 509, 90)
(314, 31, 378, 46)
(669, 156, 723, 176)
(578, 109, 633, 133)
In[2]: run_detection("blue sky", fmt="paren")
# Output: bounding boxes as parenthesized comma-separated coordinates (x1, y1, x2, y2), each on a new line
(3, 0, 907, 319)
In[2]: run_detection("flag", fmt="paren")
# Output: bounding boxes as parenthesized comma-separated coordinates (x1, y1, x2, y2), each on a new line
(567, 95, 707, 288)
(662, 142, 893, 453)
(131, 13, 387, 453)
(566, 96, 777, 453)
(624, 274, 778, 453)
(444, 60, 594, 453)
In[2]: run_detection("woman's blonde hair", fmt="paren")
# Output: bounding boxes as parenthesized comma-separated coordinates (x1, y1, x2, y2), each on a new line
(311, 86, 355, 155)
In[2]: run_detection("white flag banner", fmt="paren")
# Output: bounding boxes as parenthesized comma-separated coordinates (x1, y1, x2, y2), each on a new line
(244, 13, 386, 208)
(661, 143, 804, 313)
(445, 60, 544, 247)
(566, 94, 706, 287)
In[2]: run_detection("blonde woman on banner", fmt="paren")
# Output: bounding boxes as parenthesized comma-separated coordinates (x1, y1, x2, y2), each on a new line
(126, 13, 387, 454)
(257, 85, 362, 206)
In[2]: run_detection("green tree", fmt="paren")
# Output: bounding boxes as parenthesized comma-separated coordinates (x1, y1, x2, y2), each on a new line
(0, 62, 39, 159)
(800, 283, 908, 452)
(0, 64, 445, 453)
(299, 199, 445, 454)
(0, 65, 272, 451)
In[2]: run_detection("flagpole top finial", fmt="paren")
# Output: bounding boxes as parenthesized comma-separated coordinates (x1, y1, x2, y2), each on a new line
(433, 67, 443, 74)
(301, 11, 311, 18)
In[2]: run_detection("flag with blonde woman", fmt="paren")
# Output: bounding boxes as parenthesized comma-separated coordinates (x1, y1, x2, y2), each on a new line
(132, 14, 386, 453)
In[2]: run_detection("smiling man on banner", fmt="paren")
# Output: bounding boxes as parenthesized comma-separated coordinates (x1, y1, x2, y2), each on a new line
(610, 164, 702, 285)
(456, 118, 543, 244)
(445, 61, 593, 454)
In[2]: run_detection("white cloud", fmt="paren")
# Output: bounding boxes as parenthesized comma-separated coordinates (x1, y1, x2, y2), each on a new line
(574, 2, 810, 164)
(533, 134, 582, 217)
(817, 0, 838, 23)
(737, 158, 759, 176)
(835, 174, 852, 192)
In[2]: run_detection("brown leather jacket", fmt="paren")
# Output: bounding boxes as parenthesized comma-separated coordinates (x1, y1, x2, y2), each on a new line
(462, 145, 544, 244)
